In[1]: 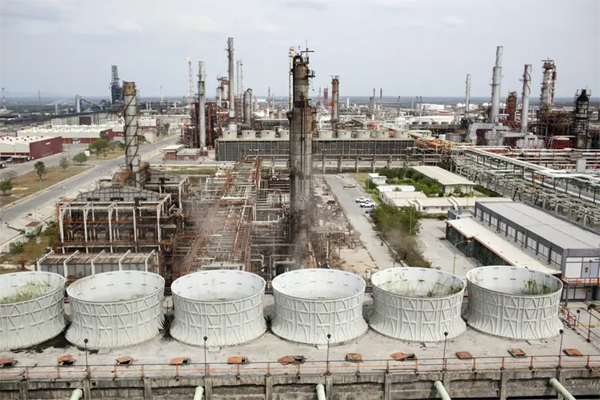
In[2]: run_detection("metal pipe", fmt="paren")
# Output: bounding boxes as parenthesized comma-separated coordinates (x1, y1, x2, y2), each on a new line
(549, 378, 576, 400)
(198, 61, 206, 148)
(520, 64, 531, 134)
(193, 386, 204, 400)
(70, 389, 83, 400)
(490, 46, 503, 124)
(434, 381, 451, 400)
(316, 383, 327, 400)
(227, 37, 235, 118)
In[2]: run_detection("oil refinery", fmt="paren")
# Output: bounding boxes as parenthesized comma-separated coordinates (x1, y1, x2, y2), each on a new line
(0, 30, 599, 400)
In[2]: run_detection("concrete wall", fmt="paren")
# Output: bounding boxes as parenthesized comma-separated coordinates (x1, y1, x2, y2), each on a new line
(1, 369, 597, 400)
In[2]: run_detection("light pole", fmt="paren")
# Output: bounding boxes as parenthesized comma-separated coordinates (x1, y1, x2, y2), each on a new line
(557, 329, 564, 369)
(442, 331, 448, 371)
(453, 239, 471, 275)
(586, 306, 592, 343)
(203, 336, 208, 376)
(84, 338, 89, 378)
(326, 333, 331, 375)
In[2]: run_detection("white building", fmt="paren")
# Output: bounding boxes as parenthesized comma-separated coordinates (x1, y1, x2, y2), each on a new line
(412, 166, 476, 194)
(368, 173, 387, 186)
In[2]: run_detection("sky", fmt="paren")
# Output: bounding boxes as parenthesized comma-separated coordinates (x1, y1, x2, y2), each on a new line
(1, 0, 598, 100)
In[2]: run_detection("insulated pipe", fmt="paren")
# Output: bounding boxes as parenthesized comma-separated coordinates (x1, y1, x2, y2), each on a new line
(70, 389, 83, 400)
(489, 46, 503, 124)
(549, 378, 576, 400)
(316, 384, 327, 400)
(434, 381, 452, 400)
(194, 386, 204, 400)
(520, 64, 532, 134)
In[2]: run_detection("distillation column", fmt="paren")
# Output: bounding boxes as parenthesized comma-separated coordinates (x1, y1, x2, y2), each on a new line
(465, 74, 471, 120)
(489, 46, 503, 124)
(198, 61, 206, 148)
(123, 82, 140, 187)
(289, 47, 296, 111)
(520, 64, 531, 134)
(289, 54, 315, 269)
(331, 76, 339, 124)
(227, 38, 235, 118)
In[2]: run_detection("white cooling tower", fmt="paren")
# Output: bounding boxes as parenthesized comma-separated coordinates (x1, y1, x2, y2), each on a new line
(369, 268, 466, 341)
(465, 266, 563, 339)
(0, 272, 66, 350)
(272, 269, 367, 345)
(66, 271, 165, 349)
(170, 270, 266, 347)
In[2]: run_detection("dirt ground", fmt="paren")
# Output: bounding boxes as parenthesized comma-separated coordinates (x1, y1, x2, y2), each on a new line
(88, 148, 124, 161)
(0, 233, 54, 265)
(348, 172, 369, 188)
(0, 165, 91, 207)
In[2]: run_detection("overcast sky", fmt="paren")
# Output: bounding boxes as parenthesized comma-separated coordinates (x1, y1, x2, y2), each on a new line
(1, 0, 598, 100)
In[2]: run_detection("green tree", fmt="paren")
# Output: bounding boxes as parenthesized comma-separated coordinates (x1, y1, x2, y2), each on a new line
(73, 153, 88, 165)
(59, 156, 70, 170)
(0, 180, 13, 195)
(107, 141, 119, 152)
(34, 161, 46, 181)
(89, 139, 109, 156)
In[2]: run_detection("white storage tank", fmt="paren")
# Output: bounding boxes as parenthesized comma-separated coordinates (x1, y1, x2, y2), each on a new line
(272, 269, 367, 345)
(376, 130, 388, 139)
(337, 130, 351, 139)
(465, 266, 562, 339)
(279, 129, 290, 140)
(357, 130, 370, 139)
(0, 272, 66, 350)
(66, 271, 165, 349)
(242, 130, 255, 139)
(262, 130, 273, 139)
(369, 268, 466, 341)
(319, 130, 333, 139)
(170, 270, 266, 347)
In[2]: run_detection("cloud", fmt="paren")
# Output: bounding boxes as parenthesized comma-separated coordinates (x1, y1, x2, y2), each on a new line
(255, 23, 285, 33)
(444, 16, 463, 25)
(276, 0, 333, 10)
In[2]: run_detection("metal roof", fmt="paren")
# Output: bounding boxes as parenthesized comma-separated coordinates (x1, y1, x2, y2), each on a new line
(479, 202, 600, 251)
(412, 166, 476, 186)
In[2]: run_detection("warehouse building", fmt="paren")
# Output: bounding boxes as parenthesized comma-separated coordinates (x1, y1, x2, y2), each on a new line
(0, 136, 63, 163)
(412, 165, 476, 194)
(447, 201, 600, 301)
(17, 126, 117, 144)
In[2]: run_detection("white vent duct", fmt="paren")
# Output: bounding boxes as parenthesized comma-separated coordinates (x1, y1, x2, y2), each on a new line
(0, 272, 66, 350)
(369, 268, 466, 341)
(465, 266, 562, 339)
(66, 271, 165, 349)
(272, 269, 367, 345)
(170, 270, 266, 347)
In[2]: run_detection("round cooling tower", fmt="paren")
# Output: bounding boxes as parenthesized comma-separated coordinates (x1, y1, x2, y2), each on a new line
(272, 269, 367, 345)
(0, 272, 66, 350)
(465, 266, 563, 339)
(369, 268, 466, 341)
(66, 271, 164, 349)
(170, 270, 266, 347)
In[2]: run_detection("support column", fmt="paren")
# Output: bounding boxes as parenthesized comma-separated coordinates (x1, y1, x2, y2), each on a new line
(387, 155, 392, 169)
(325, 374, 333, 398)
(337, 156, 342, 173)
(355, 156, 359, 173)
(143, 379, 153, 400)
(18, 381, 28, 400)
(499, 370, 509, 400)
(322, 156, 325, 173)
(204, 377, 213, 400)
(383, 373, 391, 400)
(83, 379, 92, 399)
(371, 159, 376, 172)
(265, 375, 273, 400)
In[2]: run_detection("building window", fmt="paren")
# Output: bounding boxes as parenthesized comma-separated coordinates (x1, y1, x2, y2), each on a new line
(490, 216, 497, 228)
(550, 250, 562, 266)
(499, 221, 506, 234)
(539, 244, 549, 258)
(483, 212, 490, 223)
(507, 226, 516, 238)
(527, 237, 537, 251)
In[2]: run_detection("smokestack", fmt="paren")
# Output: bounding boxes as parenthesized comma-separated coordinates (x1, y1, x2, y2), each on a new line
(379, 88, 383, 113)
(289, 52, 314, 269)
(397, 96, 401, 117)
(520, 64, 531, 134)
(267, 87, 271, 114)
(289, 47, 296, 110)
(1, 87, 5, 110)
(331, 76, 339, 123)
(198, 61, 206, 148)
(465, 74, 471, 119)
(227, 37, 235, 118)
(75, 95, 81, 113)
(243, 88, 253, 124)
(489, 46, 503, 124)
(123, 82, 140, 187)
(160, 85, 163, 103)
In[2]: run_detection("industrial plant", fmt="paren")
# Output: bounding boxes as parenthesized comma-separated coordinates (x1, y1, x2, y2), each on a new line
(0, 35, 599, 400)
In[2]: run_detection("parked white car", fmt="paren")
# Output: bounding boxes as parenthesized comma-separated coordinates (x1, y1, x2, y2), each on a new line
(355, 197, 368, 203)
(360, 201, 377, 208)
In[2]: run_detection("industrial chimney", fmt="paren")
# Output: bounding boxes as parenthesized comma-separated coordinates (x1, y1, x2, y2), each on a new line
(489, 46, 503, 124)
(123, 82, 140, 187)
(289, 52, 315, 269)
(227, 38, 235, 118)
(243, 88, 253, 125)
(198, 61, 206, 148)
(465, 74, 471, 119)
(520, 64, 531, 134)
(331, 76, 339, 124)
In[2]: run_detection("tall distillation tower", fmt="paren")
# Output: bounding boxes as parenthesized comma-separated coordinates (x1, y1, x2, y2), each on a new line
(289, 52, 315, 270)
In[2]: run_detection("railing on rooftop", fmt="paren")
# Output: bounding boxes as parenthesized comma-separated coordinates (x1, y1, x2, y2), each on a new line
(1, 354, 597, 382)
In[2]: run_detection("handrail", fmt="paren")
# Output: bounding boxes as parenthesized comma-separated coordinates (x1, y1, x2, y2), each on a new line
(0, 354, 597, 382)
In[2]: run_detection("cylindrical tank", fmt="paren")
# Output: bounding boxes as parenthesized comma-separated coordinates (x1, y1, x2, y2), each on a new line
(337, 130, 350, 139)
(272, 269, 367, 345)
(319, 130, 333, 139)
(279, 129, 289, 140)
(243, 88, 253, 124)
(0, 272, 66, 350)
(262, 130, 272, 139)
(242, 130, 255, 139)
(369, 268, 466, 341)
(465, 266, 562, 339)
(66, 271, 165, 349)
(170, 270, 266, 347)
(377, 130, 388, 139)
(357, 130, 370, 139)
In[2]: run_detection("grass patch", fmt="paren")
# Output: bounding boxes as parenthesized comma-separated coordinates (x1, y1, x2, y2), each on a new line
(348, 173, 370, 188)
(0, 282, 53, 303)
(0, 165, 91, 207)
(88, 148, 125, 161)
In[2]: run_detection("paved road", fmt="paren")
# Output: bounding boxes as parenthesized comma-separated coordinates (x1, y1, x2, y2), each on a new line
(0, 135, 178, 249)
(323, 174, 395, 269)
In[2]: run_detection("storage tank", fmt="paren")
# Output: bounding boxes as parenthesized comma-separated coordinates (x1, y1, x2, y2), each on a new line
(66, 271, 165, 349)
(272, 269, 367, 345)
(337, 130, 351, 139)
(242, 130, 255, 139)
(170, 270, 266, 347)
(0, 272, 66, 350)
(262, 130, 273, 139)
(465, 266, 562, 339)
(279, 129, 290, 140)
(357, 130, 370, 139)
(377, 130, 388, 139)
(369, 268, 466, 341)
(319, 130, 333, 139)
